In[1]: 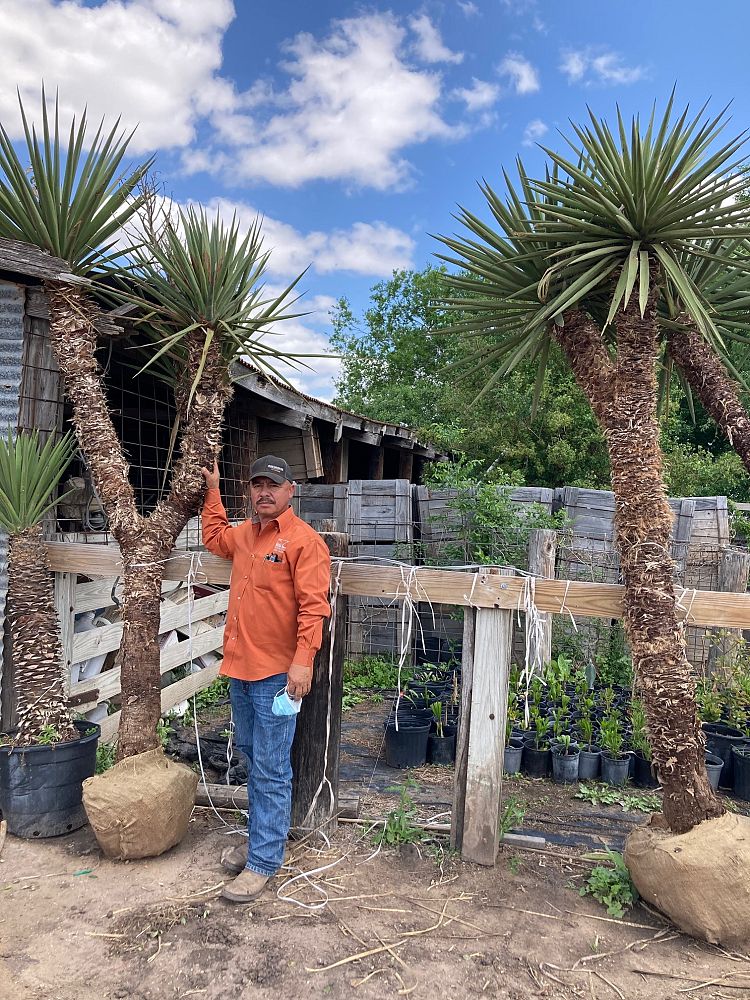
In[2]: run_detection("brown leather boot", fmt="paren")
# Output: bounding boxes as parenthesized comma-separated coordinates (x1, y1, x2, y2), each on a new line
(220, 842, 292, 875)
(221, 868, 269, 903)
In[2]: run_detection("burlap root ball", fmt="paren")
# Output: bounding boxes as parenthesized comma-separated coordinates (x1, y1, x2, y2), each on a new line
(83, 747, 198, 860)
(625, 811, 750, 948)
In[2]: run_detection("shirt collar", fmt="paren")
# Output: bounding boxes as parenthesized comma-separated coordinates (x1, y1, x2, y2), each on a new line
(252, 504, 296, 531)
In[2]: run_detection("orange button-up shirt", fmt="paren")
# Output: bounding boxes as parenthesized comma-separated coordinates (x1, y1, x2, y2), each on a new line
(201, 489, 331, 682)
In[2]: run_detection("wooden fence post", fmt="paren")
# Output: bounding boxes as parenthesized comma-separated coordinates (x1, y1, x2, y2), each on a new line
(452, 568, 514, 865)
(527, 529, 557, 668)
(707, 548, 750, 674)
(291, 530, 348, 836)
(451, 605, 476, 851)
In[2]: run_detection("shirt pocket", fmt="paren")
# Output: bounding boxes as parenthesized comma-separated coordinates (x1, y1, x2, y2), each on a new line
(255, 554, 291, 591)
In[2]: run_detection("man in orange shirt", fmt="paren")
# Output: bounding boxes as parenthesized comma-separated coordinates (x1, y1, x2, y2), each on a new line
(201, 454, 331, 903)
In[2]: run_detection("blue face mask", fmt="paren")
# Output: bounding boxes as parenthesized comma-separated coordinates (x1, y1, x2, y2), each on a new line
(272, 687, 302, 717)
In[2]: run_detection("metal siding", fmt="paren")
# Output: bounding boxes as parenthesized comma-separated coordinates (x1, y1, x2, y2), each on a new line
(0, 281, 26, 713)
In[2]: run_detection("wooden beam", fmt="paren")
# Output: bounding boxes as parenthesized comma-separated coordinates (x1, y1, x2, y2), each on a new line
(460, 570, 513, 866)
(451, 607, 475, 852)
(54, 572, 76, 700)
(526, 530, 556, 668)
(46, 542, 750, 627)
(290, 531, 348, 835)
(250, 398, 312, 430)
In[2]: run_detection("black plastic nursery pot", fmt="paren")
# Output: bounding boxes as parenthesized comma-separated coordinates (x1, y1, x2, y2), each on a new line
(578, 746, 601, 780)
(0, 721, 99, 838)
(632, 751, 659, 789)
(427, 733, 456, 765)
(600, 752, 631, 787)
(522, 743, 551, 778)
(703, 723, 746, 789)
(384, 720, 430, 768)
(551, 747, 580, 785)
(704, 751, 724, 792)
(731, 745, 750, 802)
(503, 740, 523, 775)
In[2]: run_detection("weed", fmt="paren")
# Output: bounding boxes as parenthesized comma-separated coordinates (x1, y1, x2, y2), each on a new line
(498, 794, 526, 838)
(576, 783, 660, 813)
(508, 853, 521, 875)
(579, 850, 638, 918)
(374, 780, 425, 847)
(156, 718, 172, 749)
(36, 724, 62, 745)
(181, 677, 230, 725)
(95, 742, 117, 774)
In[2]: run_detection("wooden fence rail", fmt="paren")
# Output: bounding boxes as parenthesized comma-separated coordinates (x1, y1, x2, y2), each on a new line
(47, 541, 750, 628)
(45, 538, 750, 864)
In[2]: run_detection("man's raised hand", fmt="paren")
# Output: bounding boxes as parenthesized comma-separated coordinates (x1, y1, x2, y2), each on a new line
(201, 460, 220, 490)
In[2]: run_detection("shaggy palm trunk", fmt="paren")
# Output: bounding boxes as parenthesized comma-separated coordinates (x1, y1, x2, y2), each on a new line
(46, 283, 233, 760)
(667, 323, 750, 473)
(8, 525, 76, 745)
(116, 336, 233, 759)
(558, 299, 723, 834)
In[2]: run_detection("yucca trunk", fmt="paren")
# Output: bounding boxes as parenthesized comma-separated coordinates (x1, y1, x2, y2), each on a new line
(8, 525, 76, 745)
(46, 284, 232, 759)
(667, 322, 750, 473)
(558, 301, 723, 834)
(116, 335, 232, 759)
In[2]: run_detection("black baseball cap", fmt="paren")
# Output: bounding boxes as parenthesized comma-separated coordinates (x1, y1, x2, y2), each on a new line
(249, 455, 292, 484)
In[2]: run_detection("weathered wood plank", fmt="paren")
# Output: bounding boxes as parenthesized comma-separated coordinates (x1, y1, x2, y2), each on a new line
(451, 606, 475, 852)
(461, 569, 513, 866)
(73, 625, 225, 708)
(47, 541, 750, 627)
(54, 573, 76, 699)
(72, 590, 228, 663)
(526, 529, 556, 668)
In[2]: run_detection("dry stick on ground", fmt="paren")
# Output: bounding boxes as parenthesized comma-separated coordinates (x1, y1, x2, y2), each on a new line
(632, 969, 750, 992)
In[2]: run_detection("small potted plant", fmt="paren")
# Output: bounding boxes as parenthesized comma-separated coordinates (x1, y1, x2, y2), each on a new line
(599, 714, 631, 787)
(629, 701, 658, 788)
(427, 700, 455, 765)
(503, 702, 523, 774)
(732, 742, 750, 801)
(577, 714, 601, 780)
(522, 710, 551, 778)
(551, 733, 580, 784)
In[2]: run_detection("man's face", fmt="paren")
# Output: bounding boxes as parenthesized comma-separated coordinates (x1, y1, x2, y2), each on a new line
(250, 476, 295, 521)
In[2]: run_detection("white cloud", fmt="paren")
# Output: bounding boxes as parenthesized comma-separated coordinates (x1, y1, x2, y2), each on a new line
(186, 13, 457, 190)
(522, 118, 548, 146)
(498, 52, 540, 94)
(0, 0, 236, 153)
(457, 0, 480, 15)
(453, 78, 500, 112)
(207, 198, 415, 278)
(409, 13, 464, 64)
(560, 49, 646, 86)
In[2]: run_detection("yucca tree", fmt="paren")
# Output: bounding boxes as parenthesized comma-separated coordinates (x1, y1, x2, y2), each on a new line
(438, 96, 750, 833)
(0, 431, 77, 745)
(107, 205, 304, 757)
(0, 96, 304, 759)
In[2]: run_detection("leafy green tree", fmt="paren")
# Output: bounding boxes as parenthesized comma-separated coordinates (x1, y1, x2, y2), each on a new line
(331, 267, 610, 486)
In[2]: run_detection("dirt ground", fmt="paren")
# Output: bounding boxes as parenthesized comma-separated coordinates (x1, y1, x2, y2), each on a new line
(3, 792, 750, 1000)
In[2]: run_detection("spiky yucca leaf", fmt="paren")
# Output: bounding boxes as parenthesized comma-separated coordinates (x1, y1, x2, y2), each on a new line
(0, 90, 152, 274)
(0, 430, 76, 533)
(116, 205, 312, 394)
(529, 95, 750, 348)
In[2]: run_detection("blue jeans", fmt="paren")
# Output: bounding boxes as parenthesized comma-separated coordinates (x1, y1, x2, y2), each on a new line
(230, 674, 297, 877)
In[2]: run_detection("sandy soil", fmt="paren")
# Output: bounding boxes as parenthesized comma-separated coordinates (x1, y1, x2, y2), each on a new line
(2, 799, 748, 1000)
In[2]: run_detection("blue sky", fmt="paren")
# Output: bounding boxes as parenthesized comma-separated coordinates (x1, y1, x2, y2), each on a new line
(2, 0, 749, 398)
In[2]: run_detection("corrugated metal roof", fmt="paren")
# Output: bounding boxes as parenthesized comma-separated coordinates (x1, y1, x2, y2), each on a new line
(0, 281, 25, 717)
